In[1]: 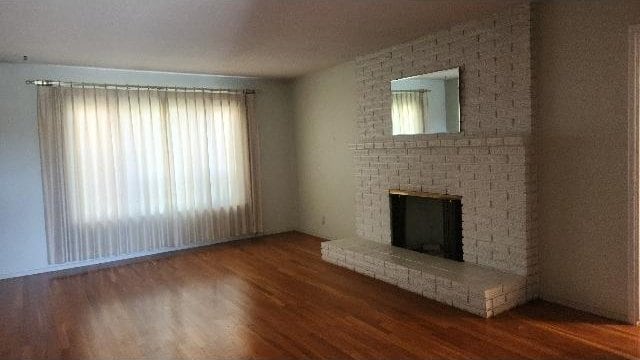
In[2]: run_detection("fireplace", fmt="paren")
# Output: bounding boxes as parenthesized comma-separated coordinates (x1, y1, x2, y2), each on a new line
(389, 190, 463, 261)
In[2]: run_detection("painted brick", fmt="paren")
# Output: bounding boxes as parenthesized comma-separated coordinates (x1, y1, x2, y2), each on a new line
(352, 2, 537, 302)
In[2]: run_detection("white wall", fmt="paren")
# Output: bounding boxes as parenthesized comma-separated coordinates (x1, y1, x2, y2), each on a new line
(535, 1, 640, 322)
(292, 62, 358, 240)
(0, 63, 298, 278)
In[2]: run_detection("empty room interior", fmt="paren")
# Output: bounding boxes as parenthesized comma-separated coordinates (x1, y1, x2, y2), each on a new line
(2, 0, 640, 359)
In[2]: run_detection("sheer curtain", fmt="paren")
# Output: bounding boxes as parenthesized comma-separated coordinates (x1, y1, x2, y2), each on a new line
(37, 85, 262, 264)
(391, 91, 426, 135)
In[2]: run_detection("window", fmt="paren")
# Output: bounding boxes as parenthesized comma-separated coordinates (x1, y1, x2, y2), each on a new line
(38, 85, 261, 263)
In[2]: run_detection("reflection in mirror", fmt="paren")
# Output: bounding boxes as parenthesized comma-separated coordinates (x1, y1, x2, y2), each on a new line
(390, 67, 460, 135)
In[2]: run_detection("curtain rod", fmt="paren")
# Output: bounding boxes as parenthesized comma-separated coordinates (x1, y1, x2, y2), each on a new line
(391, 89, 431, 93)
(25, 79, 256, 94)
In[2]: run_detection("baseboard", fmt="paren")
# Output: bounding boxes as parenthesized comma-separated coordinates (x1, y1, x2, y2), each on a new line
(293, 228, 337, 241)
(0, 229, 295, 281)
(541, 294, 629, 323)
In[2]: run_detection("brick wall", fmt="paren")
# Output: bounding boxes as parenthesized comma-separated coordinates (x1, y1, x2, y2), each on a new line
(352, 3, 538, 298)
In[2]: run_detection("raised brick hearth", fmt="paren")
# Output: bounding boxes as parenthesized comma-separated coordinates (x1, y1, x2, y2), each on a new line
(322, 238, 527, 318)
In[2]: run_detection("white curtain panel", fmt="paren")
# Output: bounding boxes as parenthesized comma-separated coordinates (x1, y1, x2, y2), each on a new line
(37, 85, 262, 264)
(391, 91, 426, 135)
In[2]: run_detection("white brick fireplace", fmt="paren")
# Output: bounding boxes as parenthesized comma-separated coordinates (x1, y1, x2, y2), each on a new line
(322, 3, 538, 317)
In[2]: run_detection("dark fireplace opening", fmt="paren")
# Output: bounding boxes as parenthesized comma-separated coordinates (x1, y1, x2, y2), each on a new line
(389, 190, 463, 261)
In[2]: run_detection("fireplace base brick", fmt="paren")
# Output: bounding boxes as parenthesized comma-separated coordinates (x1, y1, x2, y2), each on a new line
(322, 238, 527, 318)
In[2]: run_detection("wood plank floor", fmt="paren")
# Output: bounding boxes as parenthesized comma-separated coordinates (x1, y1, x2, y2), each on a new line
(1, 232, 639, 359)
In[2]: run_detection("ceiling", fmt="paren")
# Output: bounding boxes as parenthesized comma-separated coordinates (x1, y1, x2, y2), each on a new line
(0, 0, 519, 78)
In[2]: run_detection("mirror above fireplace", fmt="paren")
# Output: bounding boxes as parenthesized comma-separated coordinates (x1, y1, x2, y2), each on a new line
(390, 67, 460, 135)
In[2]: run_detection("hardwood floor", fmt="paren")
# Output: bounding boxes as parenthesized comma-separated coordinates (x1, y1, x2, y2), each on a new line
(1, 232, 639, 359)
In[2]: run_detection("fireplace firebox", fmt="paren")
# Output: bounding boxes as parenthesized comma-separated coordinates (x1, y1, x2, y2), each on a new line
(389, 190, 463, 261)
